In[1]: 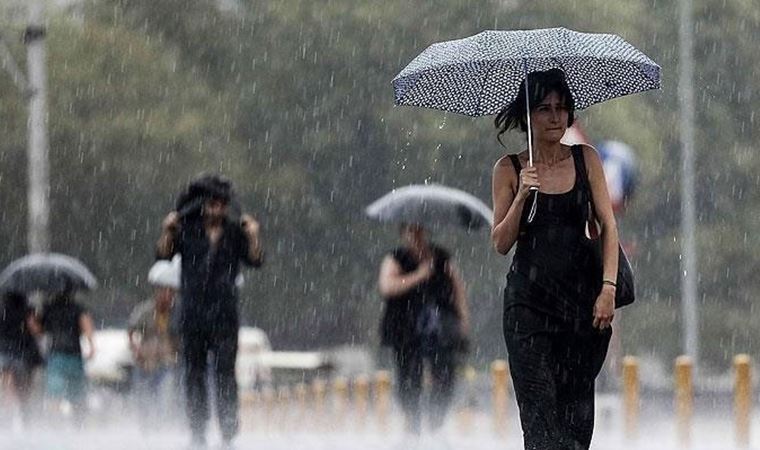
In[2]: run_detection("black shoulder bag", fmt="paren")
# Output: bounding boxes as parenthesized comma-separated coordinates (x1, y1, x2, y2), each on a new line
(574, 145, 636, 309)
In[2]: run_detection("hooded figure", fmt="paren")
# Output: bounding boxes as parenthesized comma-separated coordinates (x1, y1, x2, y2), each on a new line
(156, 174, 263, 448)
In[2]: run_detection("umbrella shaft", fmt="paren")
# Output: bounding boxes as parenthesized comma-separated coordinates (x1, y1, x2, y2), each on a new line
(524, 63, 534, 167)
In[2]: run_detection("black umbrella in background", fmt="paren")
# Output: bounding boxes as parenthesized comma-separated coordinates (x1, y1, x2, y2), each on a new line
(366, 184, 493, 231)
(0, 253, 98, 294)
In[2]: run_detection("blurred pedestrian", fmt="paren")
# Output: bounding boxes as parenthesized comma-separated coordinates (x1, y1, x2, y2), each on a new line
(491, 68, 615, 449)
(378, 223, 470, 435)
(127, 258, 180, 431)
(0, 292, 43, 424)
(157, 174, 263, 449)
(39, 290, 95, 425)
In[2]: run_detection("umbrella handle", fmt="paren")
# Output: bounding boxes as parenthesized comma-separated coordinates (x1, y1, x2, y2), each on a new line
(527, 189, 538, 223)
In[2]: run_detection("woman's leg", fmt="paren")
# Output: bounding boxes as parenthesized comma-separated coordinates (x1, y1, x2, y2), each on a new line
(213, 330, 240, 443)
(182, 331, 210, 443)
(394, 345, 423, 434)
(14, 364, 34, 423)
(428, 346, 457, 430)
(504, 306, 564, 449)
(554, 325, 612, 449)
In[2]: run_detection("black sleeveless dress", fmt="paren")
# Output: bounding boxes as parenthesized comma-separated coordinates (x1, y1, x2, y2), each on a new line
(504, 145, 598, 322)
(380, 245, 457, 350)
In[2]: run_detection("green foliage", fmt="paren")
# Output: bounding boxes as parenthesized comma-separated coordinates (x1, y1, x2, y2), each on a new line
(1, 0, 758, 369)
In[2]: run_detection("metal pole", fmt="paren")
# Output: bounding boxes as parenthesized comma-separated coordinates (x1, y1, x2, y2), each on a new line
(25, 0, 51, 254)
(678, 0, 698, 364)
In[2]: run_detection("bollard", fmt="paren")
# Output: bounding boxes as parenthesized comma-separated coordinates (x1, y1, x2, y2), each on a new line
(239, 390, 257, 431)
(312, 378, 327, 431)
(294, 382, 309, 428)
(457, 365, 477, 435)
(491, 360, 509, 438)
(332, 377, 350, 432)
(622, 356, 639, 439)
(374, 371, 392, 433)
(734, 354, 752, 448)
(674, 356, 693, 448)
(276, 385, 292, 432)
(354, 375, 370, 429)
(261, 386, 275, 433)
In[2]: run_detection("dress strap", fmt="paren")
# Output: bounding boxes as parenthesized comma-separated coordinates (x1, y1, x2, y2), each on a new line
(507, 154, 522, 176)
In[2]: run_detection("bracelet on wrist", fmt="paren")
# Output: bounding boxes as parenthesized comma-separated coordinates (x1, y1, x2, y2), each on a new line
(602, 279, 617, 288)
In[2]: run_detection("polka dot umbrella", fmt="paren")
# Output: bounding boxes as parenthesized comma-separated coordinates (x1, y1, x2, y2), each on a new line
(393, 27, 661, 163)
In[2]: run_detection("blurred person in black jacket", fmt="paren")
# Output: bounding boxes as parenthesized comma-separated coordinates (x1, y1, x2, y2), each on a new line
(157, 174, 262, 449)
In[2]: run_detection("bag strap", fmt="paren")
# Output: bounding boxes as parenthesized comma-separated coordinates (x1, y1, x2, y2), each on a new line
(572, 144, 595, 209)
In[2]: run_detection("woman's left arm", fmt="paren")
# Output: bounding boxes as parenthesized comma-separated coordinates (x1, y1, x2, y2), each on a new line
(582, 145, 618, 329)
(446, 261, 470, 336)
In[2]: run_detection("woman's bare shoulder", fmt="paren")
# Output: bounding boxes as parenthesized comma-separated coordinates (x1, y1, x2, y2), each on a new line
(494, 150, 527, 170)
(494, 155, 511, 170)
(577, 142, 600, 159)
(576, 143, 603, 169)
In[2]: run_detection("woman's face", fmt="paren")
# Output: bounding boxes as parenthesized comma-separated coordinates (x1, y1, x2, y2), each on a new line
(529, 90, 569, 143)
(401, 224, 426, 247)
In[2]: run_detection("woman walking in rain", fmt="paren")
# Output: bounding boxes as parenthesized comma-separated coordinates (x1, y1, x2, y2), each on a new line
(0, 292, 43, 425)
(491, 69, 616, 449)
(378, 223, 470, 436)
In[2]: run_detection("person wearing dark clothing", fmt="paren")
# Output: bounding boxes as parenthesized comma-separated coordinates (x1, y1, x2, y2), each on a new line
(378, 224, 469, 434)
(157, 174, 262, 449)
(0, 292, 43, 423)
(491, 69, 617, 449)
(39, 292, 95, 423)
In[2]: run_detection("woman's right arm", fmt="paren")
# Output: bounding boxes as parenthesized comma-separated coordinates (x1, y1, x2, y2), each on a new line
(378, 255, 432, 299)
(491, 157, 537, 254)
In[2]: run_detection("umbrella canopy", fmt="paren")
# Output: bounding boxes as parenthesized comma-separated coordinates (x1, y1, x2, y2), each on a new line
(393, 27, 661, 117)
(366, 184, 493, 230)
(0, 253, 98, 294)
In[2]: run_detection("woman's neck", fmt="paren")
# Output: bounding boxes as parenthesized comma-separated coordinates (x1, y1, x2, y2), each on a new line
(533, 141, 565, 166)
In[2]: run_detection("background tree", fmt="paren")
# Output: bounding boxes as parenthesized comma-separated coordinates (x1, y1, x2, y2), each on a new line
(1, 0, 758, 368)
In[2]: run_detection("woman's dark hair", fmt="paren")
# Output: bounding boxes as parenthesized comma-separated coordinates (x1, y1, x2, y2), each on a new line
(494, 68, 575, 145)
(51, 291, 74, 303)
(2, 291, 28, 310)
